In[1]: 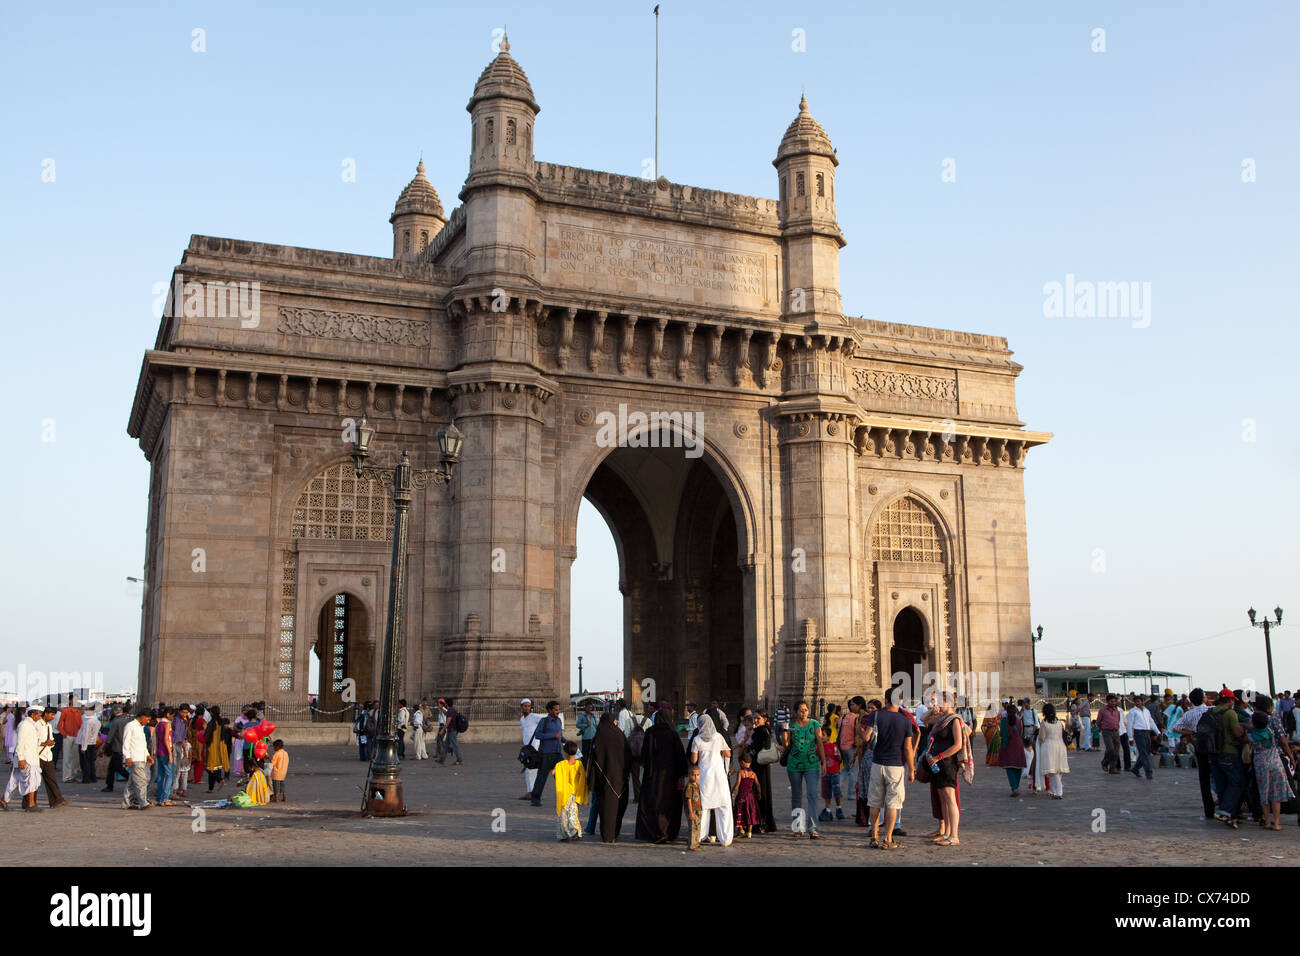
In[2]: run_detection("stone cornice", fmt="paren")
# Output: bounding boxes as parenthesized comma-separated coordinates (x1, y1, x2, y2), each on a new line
(853, 412, 1051, 468)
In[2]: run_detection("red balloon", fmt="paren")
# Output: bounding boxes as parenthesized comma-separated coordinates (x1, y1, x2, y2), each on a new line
(242, 727, 259, 743)
(252, 740, 268, 759)
(257, 720, 276, 738)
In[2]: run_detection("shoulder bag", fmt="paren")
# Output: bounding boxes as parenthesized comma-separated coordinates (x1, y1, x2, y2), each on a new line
(517, 718, 544, 770)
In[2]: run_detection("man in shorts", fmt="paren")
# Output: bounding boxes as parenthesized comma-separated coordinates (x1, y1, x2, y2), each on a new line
(863, 684, 916, 848)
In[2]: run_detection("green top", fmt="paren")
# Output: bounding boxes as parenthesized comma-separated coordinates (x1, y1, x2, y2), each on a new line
(1219, 705, 1241, 755)
(786, 718, 820, 772)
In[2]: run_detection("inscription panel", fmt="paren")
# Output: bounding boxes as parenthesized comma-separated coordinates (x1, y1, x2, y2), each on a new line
(540, 218, 778, 312)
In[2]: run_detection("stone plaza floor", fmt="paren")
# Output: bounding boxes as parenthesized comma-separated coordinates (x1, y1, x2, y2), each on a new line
(8, 740, 1297, 866)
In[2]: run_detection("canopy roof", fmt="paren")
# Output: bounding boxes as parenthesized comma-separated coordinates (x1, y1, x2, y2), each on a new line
(1037, 667, 1189, 681)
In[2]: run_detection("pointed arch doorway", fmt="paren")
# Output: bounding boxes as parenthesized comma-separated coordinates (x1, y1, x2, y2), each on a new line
(890, 606, 927, 694)
(313, 593, 373, 716)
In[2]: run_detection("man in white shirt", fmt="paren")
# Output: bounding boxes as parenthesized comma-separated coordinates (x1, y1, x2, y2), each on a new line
(77, 705, 102, 785)
(3, 706, 44, 811)
(37, 707, 67, 809)
(519, 698, 544, 798)
(684, 701, 701, 737)
(1127, 695, 1157, 780)
(411, 705, 428, 760)
(396, 700, 410, 760)
(121, 709, 155, 810)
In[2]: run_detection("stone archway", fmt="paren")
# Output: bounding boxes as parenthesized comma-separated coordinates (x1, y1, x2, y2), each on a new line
(890, 606, 927, 695)
(313, 592, 374, 717)
(578, 444, 747, 711)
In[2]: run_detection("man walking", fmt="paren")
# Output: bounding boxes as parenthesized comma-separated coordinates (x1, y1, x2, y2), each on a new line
(1127, 694, 1157, 780)
(57, 694, 81, 781)
(1097, 695, 1123, 773)
(864, 686, 915, 849)
(77, 705, 102, 785)
(519, 698, 543, 798)
(529, 700, 566, 807)
(396, 699, 409, 760)
(102, 705, 128, 792)
(436, 698, 462, 766)
(121, 708, 154, 810)
(3, 706, 45, 811)
(37, 707, 67, 809)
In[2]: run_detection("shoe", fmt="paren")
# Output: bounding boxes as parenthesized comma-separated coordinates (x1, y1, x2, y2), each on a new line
(893, 828, 907, 836)
(23, 805, 42, 812)
(530, 799, 541, 807)
(517, 794, 531, 800)
(0, 800, 7, 811)
(49, 801, 68, 810)
(818, 809, 832, 822)
(835, 807, 845, 820)
(809, 831, 820, 840)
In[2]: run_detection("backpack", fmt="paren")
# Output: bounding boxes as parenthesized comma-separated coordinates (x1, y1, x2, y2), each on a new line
(627, 715, 648, 759)
(1195, 708, 1225, 755)
(353, 712, 367, 736)
(454, 712, 469, 734)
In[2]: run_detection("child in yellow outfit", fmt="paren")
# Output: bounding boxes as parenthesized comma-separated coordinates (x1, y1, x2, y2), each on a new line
(552, 741, 587, 841)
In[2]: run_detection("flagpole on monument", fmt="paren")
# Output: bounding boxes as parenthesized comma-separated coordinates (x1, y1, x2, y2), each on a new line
(654, 4, 660, 179)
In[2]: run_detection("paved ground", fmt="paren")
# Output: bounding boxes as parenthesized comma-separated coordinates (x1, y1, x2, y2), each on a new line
(8, 741, 1297, 866)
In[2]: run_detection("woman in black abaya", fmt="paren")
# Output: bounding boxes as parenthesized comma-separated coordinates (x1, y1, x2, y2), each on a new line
(586, 713, 631, 843)
(747, 711, 778, 833)
(636, 702, 688, 843)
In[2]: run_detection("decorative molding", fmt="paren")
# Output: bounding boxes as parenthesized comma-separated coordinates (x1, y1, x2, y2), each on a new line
(853, 367, 956, 402)
(277, 306, 431, 347)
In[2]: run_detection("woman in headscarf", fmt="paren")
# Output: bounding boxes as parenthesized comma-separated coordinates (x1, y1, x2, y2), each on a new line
(691, 714, 733, 846)
(997, 700, 1028, 796)
(585, 713, 631, 843)
(746, 712, 778, 833)
(636, 702, 688, 843)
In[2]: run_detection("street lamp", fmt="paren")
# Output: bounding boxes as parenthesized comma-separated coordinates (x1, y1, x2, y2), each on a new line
(1031, 625, 1043, 695)
(1146, 651, 1153, 696)
(577, 656, 584, 696)
(352, 417, 463, 817)
(1248, 606, 1284, 697)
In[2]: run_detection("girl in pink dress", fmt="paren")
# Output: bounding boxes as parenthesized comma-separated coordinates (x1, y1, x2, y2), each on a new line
(732, 753, 764, 838)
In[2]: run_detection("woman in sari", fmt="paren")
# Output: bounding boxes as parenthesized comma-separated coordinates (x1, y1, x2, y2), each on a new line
(189, 709, 206, 784)
(983, 706, 1003, 766)
(206, 716, 231, 792)
(997, 700, 1028, 796)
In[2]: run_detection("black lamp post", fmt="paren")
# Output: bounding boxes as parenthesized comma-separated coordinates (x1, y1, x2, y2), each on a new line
(1248, 606, 1284, 698)
(352, 417, 463, 817)
(577, 656, 584, 696)
(1031, 624, 1043, 695)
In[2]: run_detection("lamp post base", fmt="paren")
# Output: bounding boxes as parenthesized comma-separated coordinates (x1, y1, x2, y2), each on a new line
(360, 735, 406, 817)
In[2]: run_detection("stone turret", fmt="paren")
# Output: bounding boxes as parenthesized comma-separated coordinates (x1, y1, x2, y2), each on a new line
(390, 159, 446, 260)
(774, 96, 845, 321)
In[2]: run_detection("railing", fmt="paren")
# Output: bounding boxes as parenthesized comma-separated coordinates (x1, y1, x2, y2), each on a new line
(183, 699, 356, 724)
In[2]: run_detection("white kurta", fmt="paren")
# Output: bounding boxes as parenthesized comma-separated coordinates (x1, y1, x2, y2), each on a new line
(691, 733, 733, 846)
(1036, 720, 1070, 775)
(521, 712, 544, 791)
(5, 717, 42, 799)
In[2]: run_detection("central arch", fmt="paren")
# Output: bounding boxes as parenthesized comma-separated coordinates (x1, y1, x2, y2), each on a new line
(568, 431, 754, 712)
(890, 606, 927, 692)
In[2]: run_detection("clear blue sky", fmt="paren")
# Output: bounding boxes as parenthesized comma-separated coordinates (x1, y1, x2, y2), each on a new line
(2, 1, 1295, 697)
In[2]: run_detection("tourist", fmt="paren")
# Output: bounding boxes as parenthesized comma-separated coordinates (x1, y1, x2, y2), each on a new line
(37, 707, 67, 810)
(437, 698, 463, 765)
(1163, 696, 1186, 761)
(152, 706, 174, 804)
(684, 701, 700, 737)
(782, 700, 825, 840)
(519, 699, 543, 798)
(1097, 695, 1123, 774)
(685, 766, 703, 851)
(1209, 690, 1248, 827)
(1170, 688, 1214, 818)
(189, 704, 207, 787)
(690, 714, 733, 846)
(983, 705, 1002, 766)
(1248, 711, 1293, 831)
(1079, 694, 1095, 751)
(584, 712, 630, 842)
(925, 695, 964, 844)
(818, 731, 842, 822)
(1020, 697, 1039, 791)
(625, 705, 651, 803)
(102, 705, 128, 792)
(270, 739, 289, 802)
(704, 698, 731, 748)
(999, 700, 1028, 796)
(77, 705, 101, 785)
(530, 700, 566, 806)
(57, 695, 82, 782)
(1253, 696, 1295, 764)
(396, 699, 409, 760)
(839, 698, 862, 807)
(121, 708, 154, 810)
(1035, 703, 1070, 799)
(206, 716, 231, 792)
(636, 701, 688, 843)
(411, 703, 427, 760)
(577, 700, 599, 766)
(552, 741, 587, 841)
(746, 711, 778, 834)
(853, 699, 880, 827)
(1115, 695, 1133, 772)
(732, 708, 752, 773)
(173, 705, 192, 797)
(774, 699, 790, 735)
(732, 752, 763, 838)
(866, 688, 914, 849)
(1127, 694, 1158, 780)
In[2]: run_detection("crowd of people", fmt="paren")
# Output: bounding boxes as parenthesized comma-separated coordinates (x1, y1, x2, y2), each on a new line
(1, 697, 290, 812)
(352, 697, 465, 765)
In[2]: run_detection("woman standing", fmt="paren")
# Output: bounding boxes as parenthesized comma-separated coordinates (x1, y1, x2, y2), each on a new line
(190, 707, 206, 784)
(690, 715, 734, 846)
(998, 700, 1028, 796)
(1163, 697, 1186, 758)
(732, 709, 752, 773)
(983, 706, 1003, 766)
(924, 696, 964, 846)
(1248, 711, 1294, 831)
(782, 700, 826, 840)
(205, 715, 231, 792)
(746, 712, 778, 834)
(585, 713, 631, 843)
(1034, 703, 1070, 798)
(853, 700, 879, 826)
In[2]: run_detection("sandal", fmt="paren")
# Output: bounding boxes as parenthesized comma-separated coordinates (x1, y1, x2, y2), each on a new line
(881, 841, 904, 849)
(925, 829, 943, 838)
(869, 838, 881, 849)
(935, 836, 960, 846)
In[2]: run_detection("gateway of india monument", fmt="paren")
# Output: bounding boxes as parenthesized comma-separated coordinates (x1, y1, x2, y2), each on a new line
(128, 39, 1050, 736)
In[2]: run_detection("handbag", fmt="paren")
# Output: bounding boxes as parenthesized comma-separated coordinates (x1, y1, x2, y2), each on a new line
(757, 733, 779, 766)
(1241, 739, 1254, 766)
(517, 718, 543, 770)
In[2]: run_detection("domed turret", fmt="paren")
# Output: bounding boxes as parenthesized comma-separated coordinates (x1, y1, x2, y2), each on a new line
(773, 95, 844, 320)
(467, 36, 540, 115)
(464, 35, 539, 191)
(390, 160, 446, 260)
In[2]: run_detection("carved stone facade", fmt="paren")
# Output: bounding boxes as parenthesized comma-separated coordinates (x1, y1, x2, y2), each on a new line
(128, 40, 1049, 733)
